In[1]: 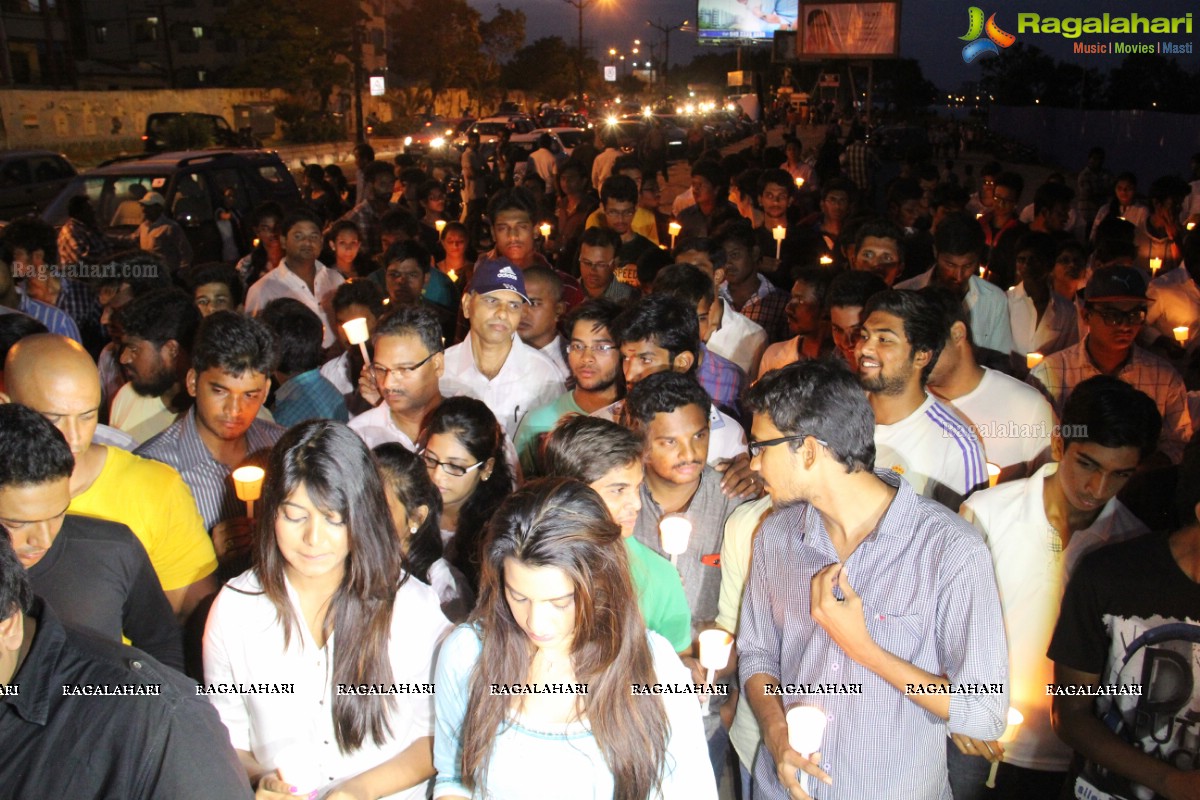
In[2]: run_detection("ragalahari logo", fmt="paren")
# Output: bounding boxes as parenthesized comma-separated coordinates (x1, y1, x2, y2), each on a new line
(960, 7, 1016, 62)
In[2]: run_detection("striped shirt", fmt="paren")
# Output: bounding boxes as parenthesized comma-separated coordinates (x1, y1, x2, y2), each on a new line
(721, 273, 792, 344)
(874, 394, 988, 510)
(738, 472, 1009, 800)
(0, 292, 81, 342)
(135, 408, 284, 532)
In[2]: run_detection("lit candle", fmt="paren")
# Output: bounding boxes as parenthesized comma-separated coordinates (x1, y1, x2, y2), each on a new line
(986, 462, 1000, 488)
(435, 219, 446, 234)
(252, 237, 260, 249)
(539, 222, 552, 239)
(978, 265, 986, 278)
(1149, 257, 1162, 276)
(447, 268, 458, 283)
(786, 705, 828, 797)
(1188, 221, 1196, 231)
(1026, 352, 1043, 370)
(342, 317, 371, 365)
(1174, 326, 1189, 344)
(698, 629, 734, 713)
(984, 708, 1025, 788)
(231, 465, 265, 519)
(794, 176, 805, 189)
(668, 221, 681, 249)
(819, 255, 833, 266)
(772, 225, 785, 259)
(659, 515, 691, 569)
(975, 212, 983, 220)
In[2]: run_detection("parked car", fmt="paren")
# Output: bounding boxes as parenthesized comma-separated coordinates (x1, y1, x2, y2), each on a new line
(42, 149, 301, 263)
(0, 149, 77, 221)
(142, 112, 260, 153)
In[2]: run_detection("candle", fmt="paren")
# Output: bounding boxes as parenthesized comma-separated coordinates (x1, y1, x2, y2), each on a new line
(435, 219, 446, 234)
(819, 255, 833, 266)
(978, 265, 986, 278)
(1026, 352, 1043, 370)
(984, 708, 1025, 788)
(659, 514, 691, 569)
(986, 462, 1000, 488)
(447, 269, 458, 283)
(231, 465, 265, 519)
(252, 237, 260, 249)
(1174, 326, 1188, 344)
(1188, 221, 1196, 231)
(1150, 257, 1162, 276)
(786, 705, 827, 796)
(342, 317, 371, 365)
(697, 628, 733, 714)
(975, 212, 983, 220)
(668, 221, 681, 249)
(274, 744, 324, 796)
(794, 176, 805, 189)
(772, 225, 785, 259)
(539, 222, 552, 239)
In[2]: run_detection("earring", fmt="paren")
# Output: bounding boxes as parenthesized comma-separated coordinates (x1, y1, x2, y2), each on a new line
(409, 524, 418, 534)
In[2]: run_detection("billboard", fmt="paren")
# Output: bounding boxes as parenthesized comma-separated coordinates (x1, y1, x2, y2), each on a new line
(698, 0, 799, 45)
(798, 2, 899, 57)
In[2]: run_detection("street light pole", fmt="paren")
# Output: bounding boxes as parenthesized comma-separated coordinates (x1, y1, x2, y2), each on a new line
(646, 18, 688, 90)
(561, 0, 595, 105)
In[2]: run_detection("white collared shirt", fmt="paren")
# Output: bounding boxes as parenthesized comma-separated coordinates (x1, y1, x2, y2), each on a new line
(203, 569, 450, 800)
(244, 259, 345, 348)
(708, 299, 768, 376)
(439, 333, 565, 435)
(539, 334, 570, 382)
(897, 269, 1014, 355)
(1145, 265, 1200, 350)
(961, 464, 1147, 771)
(348, 402, 418, 451)
(1007, 282, 1080, 357)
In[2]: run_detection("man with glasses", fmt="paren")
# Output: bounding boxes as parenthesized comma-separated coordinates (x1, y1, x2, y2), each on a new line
(244, 210, 344, 349)
(577, 227, 637, 305)
(350, 305, 445, 450)
(850, 220, 905, 287)
(978, 171, 1028, 289)
(514, 299, 622, 475)
(898, 212, 1013, 359)
(599, 174, 657, 274)
(737, 360, 1008, 800)
(1030, 266, 1192, 464)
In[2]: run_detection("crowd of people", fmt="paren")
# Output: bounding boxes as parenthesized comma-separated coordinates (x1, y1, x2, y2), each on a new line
(0, 112, 1199, 800)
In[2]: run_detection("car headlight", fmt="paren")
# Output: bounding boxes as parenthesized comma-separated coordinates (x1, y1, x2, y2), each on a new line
(404, 136, 413, 146)
(431, 137, 445, 148)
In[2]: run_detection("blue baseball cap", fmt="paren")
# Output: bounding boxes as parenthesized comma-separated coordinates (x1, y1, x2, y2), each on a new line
(470, 257, 529, 303)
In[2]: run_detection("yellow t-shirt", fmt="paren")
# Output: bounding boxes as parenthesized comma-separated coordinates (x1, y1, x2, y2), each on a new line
(69, 445, 218, 592)
(583, 206, 661, 246)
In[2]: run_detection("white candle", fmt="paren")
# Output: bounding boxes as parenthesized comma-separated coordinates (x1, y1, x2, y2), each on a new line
(659, 515, 691, 569)
(668, 221, 681, 249)
(539, 222, 552, 239)
(1175, 326, 1189, 344)
(794, 176, 805, 189)
(342, 317, 371, 365)
(986, 462, 1000, 488)
(1026, 352, 1043, 370)
(786, 705, 827, 795)
(698, 629, 733, 670)
(435, 219, 446, 234)
(772, 225, 785, 259)
(985, 708, 1025, 788)
(819, 255, 833, 266)
(1188, 221, 1196, 231)
(1150, 257, 1162, 275)
(232, 465, 265, 519)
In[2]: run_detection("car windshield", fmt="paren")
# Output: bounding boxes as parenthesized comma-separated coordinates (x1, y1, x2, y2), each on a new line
(473, 123, 508, 136)
(42, 173, 169, 229)
(557, 131, 588, 148)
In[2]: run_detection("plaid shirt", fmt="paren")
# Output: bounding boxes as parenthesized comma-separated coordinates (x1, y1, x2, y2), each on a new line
(57, 217, 112, 267)
(696, 342, 746, 416)
(272, 369, 349, 428)
(721, 273, 791, 343)
(1029, 338, 1192, 463)
(339, 200, 395, 258)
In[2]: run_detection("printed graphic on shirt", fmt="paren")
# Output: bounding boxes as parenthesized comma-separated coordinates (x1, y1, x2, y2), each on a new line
(1076, 613, 1200, 800)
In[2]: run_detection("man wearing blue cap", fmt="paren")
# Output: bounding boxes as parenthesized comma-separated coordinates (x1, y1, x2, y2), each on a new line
(440, 257, 565, 436)
(1029, 265, 1192, 465)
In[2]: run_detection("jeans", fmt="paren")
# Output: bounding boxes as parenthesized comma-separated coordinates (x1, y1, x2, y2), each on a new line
(947, 738, 1071, 800)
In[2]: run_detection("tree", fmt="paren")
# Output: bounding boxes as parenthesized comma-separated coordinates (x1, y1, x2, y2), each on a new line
(502, 37, 582, 100)
(978, 42, 1057, 106)
(871, 59, 936, 114)
(220, 0, 358, 110)
(1107, 54, 1192, 112)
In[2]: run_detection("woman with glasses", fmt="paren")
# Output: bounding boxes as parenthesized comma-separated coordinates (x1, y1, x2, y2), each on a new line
(203, 420, 450, 800)
(374, 443, 474, 622)
(433, 478, 716, 800)
(417, 396, 514, 592)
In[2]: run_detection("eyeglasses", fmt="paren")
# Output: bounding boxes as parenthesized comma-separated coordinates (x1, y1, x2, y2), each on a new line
(578, 259, 614, 271)
(419, 451, 484, 477)
(992, 194, 1017, 207)
(370, 352, 436, 382)
(748, 433, 828, 458)
(566, 342, 617, 355)
(1086, 306, 1147, 327)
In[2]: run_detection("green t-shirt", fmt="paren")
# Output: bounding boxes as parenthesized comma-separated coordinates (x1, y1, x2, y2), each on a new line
(513, 390, 585, 477)
(625, 537, 693, 652)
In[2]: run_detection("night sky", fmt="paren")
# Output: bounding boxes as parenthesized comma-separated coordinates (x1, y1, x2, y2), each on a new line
(468, 0, 1200, 91)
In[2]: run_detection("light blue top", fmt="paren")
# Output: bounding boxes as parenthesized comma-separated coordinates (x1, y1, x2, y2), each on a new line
(433, 625, 717, 800)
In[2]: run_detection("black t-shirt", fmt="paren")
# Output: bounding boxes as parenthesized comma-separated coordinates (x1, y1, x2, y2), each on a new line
(617, 232, 656, 270)
(0, 599, 251, 800)
(1049, 532, 1200, 800)
(27, 515, 183, 672)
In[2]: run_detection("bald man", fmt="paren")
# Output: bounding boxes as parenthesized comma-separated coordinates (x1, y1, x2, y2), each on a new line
(6, 335, 217, 621)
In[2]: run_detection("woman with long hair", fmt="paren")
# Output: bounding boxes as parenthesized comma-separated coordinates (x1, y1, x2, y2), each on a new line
(1090, 171, 1148, 241)
(433, 479, 716, 800)
(323, 220, 375, 280)
(374, 443, 474, 622)
(204, 421, 449, 800)
(417, 397, 513, 592)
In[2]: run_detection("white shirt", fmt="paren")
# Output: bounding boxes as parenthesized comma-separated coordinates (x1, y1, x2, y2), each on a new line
(348, 403, 419, 451)
(708, 299, 768, 377)
(593, 400, 747, 465)
(874, 393, 988, 510)
(204, 570, 450, 800)
(539, 335, 569, 382)
(527, 147, 557, 190)
(109, 383, 179, 445)
(934, 367, 1055, 472)
(244, 259, 345, 348)
(961, 464, 1147, 771)
(1007, 282, 1080, 358)
(439, 333, 565, 436)
(897, 269, 1014, 356)
(1145, 265, 1200, 350)
(320, 351, 355, 399)
(590, 147, 621, 191)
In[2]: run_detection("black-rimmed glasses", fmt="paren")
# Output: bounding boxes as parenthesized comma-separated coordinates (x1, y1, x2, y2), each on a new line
(748, 433, 828, 458)
(370, 352, 436, 383)
(419, 451, 485, 478)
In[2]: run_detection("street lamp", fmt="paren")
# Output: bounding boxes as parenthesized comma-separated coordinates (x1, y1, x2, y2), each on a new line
(561, 0, 602, 104)
(646, 18, 690, 88)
